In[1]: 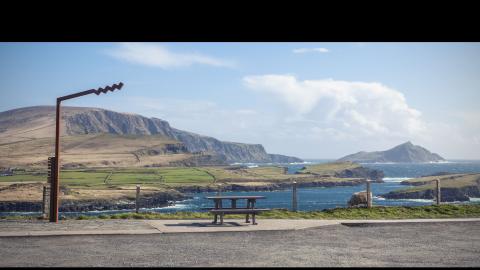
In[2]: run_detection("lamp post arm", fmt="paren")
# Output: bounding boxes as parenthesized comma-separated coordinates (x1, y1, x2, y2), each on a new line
(49, 82, 124, 222)
(58, 89, 96, 102)
(58, 82, 124, 102)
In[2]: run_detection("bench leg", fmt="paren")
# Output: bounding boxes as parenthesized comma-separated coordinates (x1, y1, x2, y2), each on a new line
(245, 201, 251, 223)
(252, 213, 257, 225)
(213, 214, 218, 224)
(220, 213, 224, 225)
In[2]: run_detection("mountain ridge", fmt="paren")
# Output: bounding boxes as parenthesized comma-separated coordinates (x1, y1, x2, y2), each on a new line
(0, 106, 302, 164)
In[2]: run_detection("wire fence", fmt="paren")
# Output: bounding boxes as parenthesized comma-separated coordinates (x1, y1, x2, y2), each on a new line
(0, 160, 446, 220)
(0, 185, 184, 219)
(1, 179, 444, 220)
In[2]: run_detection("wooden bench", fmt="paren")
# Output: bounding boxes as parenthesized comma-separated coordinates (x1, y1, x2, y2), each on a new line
(209, 208, 270, 225)
(205, 195, 270, 225)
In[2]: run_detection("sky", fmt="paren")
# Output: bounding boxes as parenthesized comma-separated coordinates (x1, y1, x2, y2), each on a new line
(0, 42, 479, 159)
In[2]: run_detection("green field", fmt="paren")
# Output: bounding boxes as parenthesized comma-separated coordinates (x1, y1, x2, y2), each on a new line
(0, 162, 371, 195)
(0, 167, 216, 188)
(0, 165, 297, 187)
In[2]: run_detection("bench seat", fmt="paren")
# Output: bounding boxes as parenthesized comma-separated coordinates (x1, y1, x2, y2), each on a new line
(209, 208, 270, 214)
(209, 208, 270, 225)
(202, 207, 263, 210)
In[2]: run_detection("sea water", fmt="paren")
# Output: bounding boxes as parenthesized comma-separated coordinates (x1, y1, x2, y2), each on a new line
(150, 159, 480, 213)
(5, 160, 480, 217)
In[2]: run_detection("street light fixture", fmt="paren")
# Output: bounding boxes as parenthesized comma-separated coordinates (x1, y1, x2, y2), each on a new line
(49, 82, 124, 222)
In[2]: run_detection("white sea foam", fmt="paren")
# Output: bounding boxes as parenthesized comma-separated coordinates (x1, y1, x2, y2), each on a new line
(469, 198, 480, 202)
(397, 199, 433, 203)
(382, 177, 412, 182)
(145, 203, 190, 210)
(289, 161, 313, 165)
(85, 209, 127, 213)
(360, 162, 396, 165)
(430, 160, 452, 164)
(361, 161, 456, 164)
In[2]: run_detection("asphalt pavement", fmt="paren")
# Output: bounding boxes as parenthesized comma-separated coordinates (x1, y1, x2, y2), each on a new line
(0, 220, 479, 267)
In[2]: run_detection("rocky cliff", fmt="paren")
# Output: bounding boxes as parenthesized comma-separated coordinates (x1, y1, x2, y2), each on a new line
(0, 106, 302, 164)
(338, 141, 445, 163)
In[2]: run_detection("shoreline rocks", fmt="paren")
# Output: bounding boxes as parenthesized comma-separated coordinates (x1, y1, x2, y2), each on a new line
(174, 178, 370, 193)
(386, 173, 480, 202)
(0, 191, 188, 213)
(382, 186, 480, 202)
(348, 191, 371, 207)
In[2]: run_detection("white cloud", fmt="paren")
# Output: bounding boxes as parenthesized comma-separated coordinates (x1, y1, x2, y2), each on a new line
(293, 47, 330, 54)
(83, 91, 480, 159)
(415, 111, 480, 159)
(80, 73, 478, 159)
(107, 43, 234, 69)
(243, 74, 426, 139)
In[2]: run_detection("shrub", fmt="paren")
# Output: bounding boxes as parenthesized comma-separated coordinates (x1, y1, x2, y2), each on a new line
(132, 214, 144, 219)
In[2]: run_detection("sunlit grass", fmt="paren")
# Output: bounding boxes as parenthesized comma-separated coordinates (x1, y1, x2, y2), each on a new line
(4, 204, 478, 221)
(70, 204, 480, 220)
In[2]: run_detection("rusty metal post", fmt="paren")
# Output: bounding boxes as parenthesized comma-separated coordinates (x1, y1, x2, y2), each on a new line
(136, 185, 140, 213)
(49, 100, 61, 223)
(435, 179, 441, 205)
(366, 180, 372, 208)
(48, 83, 124, 222)
(292, 181, 298, 211)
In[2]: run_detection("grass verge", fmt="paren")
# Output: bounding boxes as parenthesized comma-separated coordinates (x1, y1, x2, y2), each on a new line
(2, 204, 480, 221)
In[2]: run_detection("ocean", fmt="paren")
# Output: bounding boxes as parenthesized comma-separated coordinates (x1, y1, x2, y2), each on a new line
(5, 160, 480, 217)
(138, 159, 480, 214)
(96, 159, 480, 215)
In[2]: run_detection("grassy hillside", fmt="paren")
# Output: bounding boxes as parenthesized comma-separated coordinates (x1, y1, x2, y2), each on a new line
(0, 134, 201, 168)
(0, 167, 216, 188)
(0, 106, 302, 164)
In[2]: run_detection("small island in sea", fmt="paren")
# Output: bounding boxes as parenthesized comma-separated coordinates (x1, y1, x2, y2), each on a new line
(337, 141, 445, 163)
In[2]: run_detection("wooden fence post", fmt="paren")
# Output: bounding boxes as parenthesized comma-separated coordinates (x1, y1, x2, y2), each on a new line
(366, 180, 372, 208)
(435, 179, 441, 205)
(136, 185, 140, 213)
(292, 181, 298, 212)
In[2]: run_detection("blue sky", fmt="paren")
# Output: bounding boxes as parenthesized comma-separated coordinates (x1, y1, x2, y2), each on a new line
(1, 42, 479, 159)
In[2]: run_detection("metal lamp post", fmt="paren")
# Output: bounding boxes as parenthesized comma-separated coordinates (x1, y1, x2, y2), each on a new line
(49, 82, 124, 222)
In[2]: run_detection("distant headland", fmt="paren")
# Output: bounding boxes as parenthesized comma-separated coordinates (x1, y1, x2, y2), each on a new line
(337, 141, 445, 163)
